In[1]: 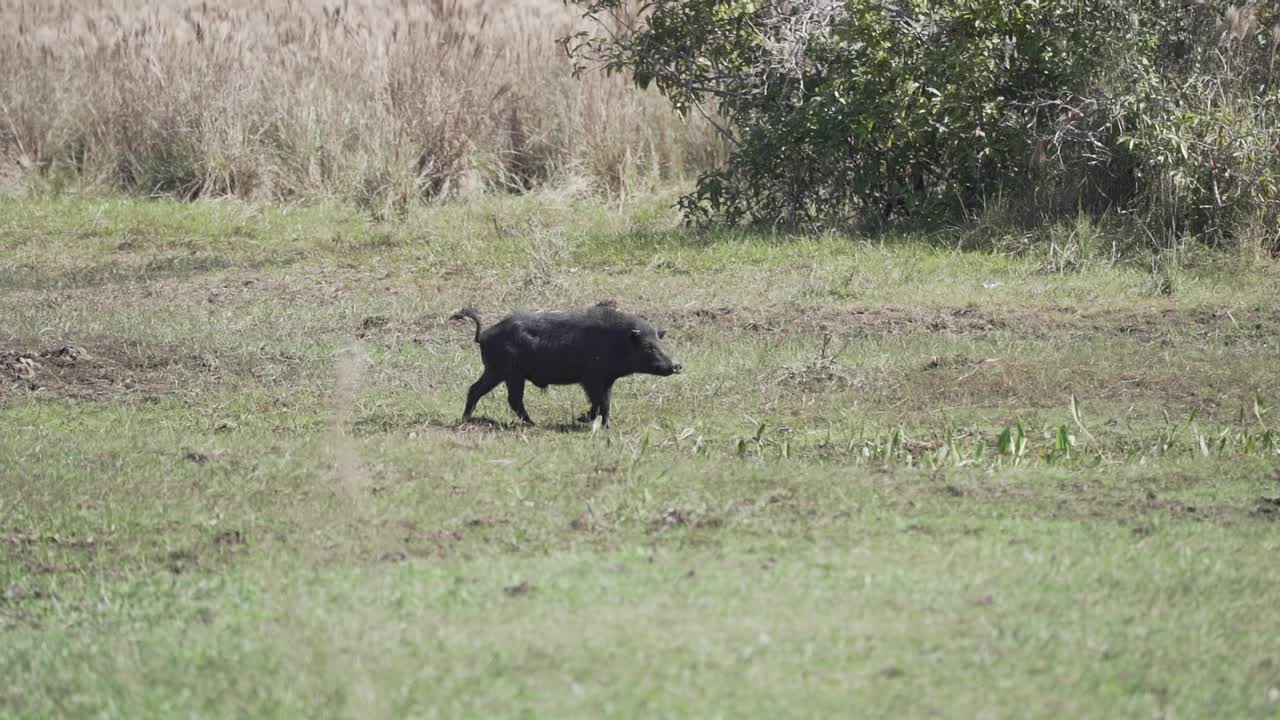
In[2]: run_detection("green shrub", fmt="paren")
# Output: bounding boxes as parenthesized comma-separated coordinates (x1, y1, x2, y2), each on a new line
(568, 0, 1280, 250)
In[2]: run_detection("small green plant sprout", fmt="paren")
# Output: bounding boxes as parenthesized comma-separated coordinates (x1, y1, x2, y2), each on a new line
(1155, 409, 1197, 456)
(1044, 425, 1074, 464)
(997, 422, 1029, 466)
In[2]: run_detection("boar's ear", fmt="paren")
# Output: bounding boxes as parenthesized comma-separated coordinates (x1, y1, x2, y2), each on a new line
(658, 329, 666, 339)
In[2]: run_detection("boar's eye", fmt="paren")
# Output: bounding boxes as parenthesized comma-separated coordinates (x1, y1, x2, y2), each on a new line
(658, 329, 666, 339)
(630, 328, 642, 342)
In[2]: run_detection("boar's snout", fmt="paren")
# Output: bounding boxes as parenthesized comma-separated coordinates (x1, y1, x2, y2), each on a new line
(641, 352, 681, 376)
(653, 355, 682, 376)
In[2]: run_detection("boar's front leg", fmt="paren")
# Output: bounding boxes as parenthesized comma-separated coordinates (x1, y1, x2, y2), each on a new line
(505, 374, 535, 425)
(596, 381, 615, 427)
(576, 384, 598, 424)
(579, 379, 615, 428)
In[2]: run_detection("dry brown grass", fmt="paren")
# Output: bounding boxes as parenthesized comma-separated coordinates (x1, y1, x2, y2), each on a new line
(0, 0, 720, 210)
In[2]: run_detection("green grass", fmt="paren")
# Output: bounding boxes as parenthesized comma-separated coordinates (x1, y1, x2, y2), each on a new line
(3, 193, 1280, 718)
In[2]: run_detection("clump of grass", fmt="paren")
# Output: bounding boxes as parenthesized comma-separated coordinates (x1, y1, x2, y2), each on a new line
(1039, 214, 1113, 274)
(774, 326, 855, 389)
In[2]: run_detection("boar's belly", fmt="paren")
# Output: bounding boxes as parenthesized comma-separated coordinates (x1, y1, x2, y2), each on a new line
(520, 358, 587, 387)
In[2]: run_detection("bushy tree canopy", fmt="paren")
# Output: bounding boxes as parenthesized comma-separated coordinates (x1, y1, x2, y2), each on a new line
(566, 0, 1280, 246)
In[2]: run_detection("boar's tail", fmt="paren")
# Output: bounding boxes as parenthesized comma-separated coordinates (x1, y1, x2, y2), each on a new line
(449, 307, 483, 343)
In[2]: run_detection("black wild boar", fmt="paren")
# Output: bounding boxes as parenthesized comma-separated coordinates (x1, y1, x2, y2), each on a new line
(450, 303, 682, 428)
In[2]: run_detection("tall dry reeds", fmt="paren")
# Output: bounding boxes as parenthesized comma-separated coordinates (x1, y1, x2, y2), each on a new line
(0, 0, 721, 210)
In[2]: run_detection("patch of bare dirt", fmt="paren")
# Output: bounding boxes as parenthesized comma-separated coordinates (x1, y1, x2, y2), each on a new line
(1253, 496, 1280, 521)
(641, 303, 1280, 343)
(2, 529, 109, 551)
(931, 480, 1258, 528)
(0, 336, 225, 403)
(648, 507, 725, 532)
(388, 301, 1278, 344)
(503, 579, 536, 597)
(356, 314, 462, 349)
(818, 304, 1014, 337)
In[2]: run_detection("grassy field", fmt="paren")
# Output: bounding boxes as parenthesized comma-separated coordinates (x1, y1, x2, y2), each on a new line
(2, 193, 1280, 718)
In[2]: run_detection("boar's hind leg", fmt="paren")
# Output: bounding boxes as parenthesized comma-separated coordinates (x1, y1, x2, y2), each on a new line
(505, 375, 535, 425)
(463, 370, 503, 420)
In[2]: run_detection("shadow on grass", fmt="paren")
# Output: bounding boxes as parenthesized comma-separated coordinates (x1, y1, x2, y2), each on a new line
(353, 412, 594, 434)
(459, 416, 595, 434)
